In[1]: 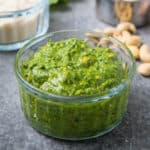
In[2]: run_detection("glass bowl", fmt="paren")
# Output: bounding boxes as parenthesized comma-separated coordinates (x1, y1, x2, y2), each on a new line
(15, 30, 135, 140)
(0, 0, 49, 51)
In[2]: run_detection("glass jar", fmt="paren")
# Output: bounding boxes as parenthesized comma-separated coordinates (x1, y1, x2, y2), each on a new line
(15, 30, 135, 140)
(0, 0, 49, 51)
(96, 0, 150, 27)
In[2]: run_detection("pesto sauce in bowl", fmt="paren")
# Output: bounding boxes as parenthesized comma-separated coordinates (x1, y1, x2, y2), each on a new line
(17, 38, 131, 140)
(21, 38, 126, 96)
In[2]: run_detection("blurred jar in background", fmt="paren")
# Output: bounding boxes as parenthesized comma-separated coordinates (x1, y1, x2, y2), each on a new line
(96, 0, 150, 27)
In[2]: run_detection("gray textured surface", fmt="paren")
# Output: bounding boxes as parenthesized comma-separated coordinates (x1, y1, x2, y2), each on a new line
(0, 0, 150, 150)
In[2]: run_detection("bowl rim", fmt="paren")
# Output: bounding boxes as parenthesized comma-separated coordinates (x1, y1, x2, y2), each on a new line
(0, 0, 47, 18)
(15, 30, 136, 103)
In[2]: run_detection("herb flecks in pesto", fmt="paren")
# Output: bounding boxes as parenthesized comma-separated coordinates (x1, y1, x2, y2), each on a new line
(21, 38, 126, 96)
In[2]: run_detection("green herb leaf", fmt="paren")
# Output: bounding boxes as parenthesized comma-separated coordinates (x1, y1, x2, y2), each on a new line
(49, 0, 69, 5)
(49, 0, 59, 5)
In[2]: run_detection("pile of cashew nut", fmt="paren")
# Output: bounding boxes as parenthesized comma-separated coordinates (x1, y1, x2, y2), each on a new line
(85, 22, 150, 77)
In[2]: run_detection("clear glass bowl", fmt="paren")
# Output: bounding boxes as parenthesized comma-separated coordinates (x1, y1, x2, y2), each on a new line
(15, 30, 135, 140)
(0, 0, 49, 51)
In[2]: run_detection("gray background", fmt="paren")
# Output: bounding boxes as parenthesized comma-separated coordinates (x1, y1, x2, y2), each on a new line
(0, 0, 150, 149)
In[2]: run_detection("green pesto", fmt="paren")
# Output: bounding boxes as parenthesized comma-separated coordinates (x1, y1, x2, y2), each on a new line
(19, 38, 129, 140)
(21, 38, 126, 96)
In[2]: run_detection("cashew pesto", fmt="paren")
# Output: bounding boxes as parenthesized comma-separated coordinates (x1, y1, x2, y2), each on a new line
(18, 38, 130, 139)
(21, 38, 126, 96)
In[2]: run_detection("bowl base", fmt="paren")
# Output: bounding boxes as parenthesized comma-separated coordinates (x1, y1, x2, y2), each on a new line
(27, 117, 124, 141)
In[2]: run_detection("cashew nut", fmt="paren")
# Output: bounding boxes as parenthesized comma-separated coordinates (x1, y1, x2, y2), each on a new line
(117, 22, 136, 33)
(125, 35, 141, 46)
(97, 37, 110, 47)
(137, 63, 150, 76)
(104, 27, 120, 36)
(122, 30, 131, 38)
(140, 44, 150, 63)
(114, 35, 126, 43)
(127, 45, 140, 60)
(86, 32, 101, 39)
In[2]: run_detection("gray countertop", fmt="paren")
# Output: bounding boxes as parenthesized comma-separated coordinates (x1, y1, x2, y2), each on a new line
(0, 0, 150, 150)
